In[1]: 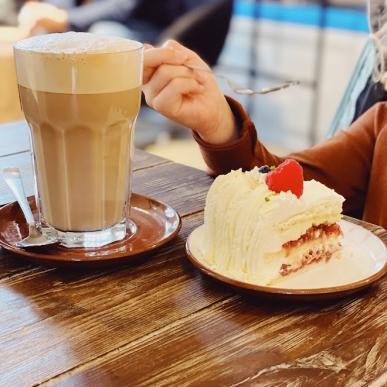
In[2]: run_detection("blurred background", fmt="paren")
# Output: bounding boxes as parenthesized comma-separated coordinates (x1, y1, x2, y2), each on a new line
(0, 0, 368, 170)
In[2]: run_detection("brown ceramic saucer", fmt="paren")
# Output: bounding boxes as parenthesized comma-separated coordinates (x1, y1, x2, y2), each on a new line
(186, 222, 386, 301)
(0, 193, 181, 268)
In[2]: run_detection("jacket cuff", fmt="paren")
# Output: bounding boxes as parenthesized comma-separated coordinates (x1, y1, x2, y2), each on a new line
(192, 96, 257, 176)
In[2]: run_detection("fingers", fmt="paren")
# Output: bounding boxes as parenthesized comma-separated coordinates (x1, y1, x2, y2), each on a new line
(142, 39, 211, 122)
(145, 78, 204, 116)
(144, 46, 187, 68)
(143, 44, 187, 84)
(143, 39, 209, 84)
(163, 40, 205, 65)
(18, 3, 36, 26)
(143, 63, 205, 102)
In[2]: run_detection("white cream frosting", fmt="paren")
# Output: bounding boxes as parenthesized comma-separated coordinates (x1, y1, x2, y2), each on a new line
(202, 168, 345, 285)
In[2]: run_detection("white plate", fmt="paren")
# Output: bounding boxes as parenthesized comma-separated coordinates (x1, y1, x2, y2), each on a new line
(186, 220, 386, 300)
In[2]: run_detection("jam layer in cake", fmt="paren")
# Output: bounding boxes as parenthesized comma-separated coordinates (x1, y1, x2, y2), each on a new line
(280, 223, 343, 276)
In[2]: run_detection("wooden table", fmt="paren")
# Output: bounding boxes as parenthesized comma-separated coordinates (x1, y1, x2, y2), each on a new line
(0, 121, 386, 386)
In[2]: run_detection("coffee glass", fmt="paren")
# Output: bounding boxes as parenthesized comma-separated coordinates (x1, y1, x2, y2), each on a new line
(14, 32, 143, 248)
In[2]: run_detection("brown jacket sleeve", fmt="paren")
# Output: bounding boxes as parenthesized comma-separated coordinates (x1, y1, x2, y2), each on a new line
(193, 97, 387, 227)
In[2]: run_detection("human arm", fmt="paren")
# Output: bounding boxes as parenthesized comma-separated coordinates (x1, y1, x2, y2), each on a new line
(143, 40, 238, 145)
(18, 0, 139, 34)
(143, 41, 385, 219)
(195, 97, 385, 219)
(18, 2, 69, 34)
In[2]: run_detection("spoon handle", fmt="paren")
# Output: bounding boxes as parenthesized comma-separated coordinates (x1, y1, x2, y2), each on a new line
(2, 167, 35, 225)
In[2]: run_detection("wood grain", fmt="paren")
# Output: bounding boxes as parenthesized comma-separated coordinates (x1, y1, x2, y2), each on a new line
(0, 213, 229, 386)
(0, 121, 385, 387)
(53, 281, 387, 387)
(133, 162, 213, 216)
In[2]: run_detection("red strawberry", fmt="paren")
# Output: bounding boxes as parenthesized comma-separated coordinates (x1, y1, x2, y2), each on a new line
(265, 159, 304, 198)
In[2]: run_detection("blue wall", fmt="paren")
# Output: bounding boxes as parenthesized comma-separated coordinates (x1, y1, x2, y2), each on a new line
(234, 1, 368, 32)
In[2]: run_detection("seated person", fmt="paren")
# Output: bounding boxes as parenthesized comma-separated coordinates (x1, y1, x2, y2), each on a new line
(354, 0, 387, 120)
(17, 0, 211, 40)
(142, 40, 387, 228)
(0, 0, 24, 25)
(332, 0, 387, 131)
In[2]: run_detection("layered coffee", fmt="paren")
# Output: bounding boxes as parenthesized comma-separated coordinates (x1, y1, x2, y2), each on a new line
(14, 33, 142, 233)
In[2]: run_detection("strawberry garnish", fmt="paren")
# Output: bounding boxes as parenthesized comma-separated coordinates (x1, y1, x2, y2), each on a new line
(265, 159, 304, 198)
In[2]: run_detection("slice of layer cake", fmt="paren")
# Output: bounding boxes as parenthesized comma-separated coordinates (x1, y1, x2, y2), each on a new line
(202, 160, 345, 286)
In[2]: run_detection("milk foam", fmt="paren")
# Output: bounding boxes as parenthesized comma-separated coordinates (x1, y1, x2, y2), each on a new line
(14, 32, 143, 94)
(14, 32, 142, 54)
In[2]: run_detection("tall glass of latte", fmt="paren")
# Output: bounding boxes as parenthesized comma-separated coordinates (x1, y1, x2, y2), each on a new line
(14, 32, 143, 248)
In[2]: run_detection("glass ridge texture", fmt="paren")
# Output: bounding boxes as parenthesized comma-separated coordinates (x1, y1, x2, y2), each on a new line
(14, 32, 143, 248)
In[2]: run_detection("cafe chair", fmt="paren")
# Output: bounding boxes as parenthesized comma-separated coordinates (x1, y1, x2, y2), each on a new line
(157, 0, 234, 67)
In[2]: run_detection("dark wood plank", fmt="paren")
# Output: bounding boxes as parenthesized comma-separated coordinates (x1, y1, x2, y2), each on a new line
(43, 222, 387, 387)
(132, 148, 171, 171)
(0, 212, 235, 386)
(52, 281, 387, 387)
(0, 155, 213, 385)
(1, 217, 385, 386)
(133, 162, 213, 216)
(0, 121, 385, 387)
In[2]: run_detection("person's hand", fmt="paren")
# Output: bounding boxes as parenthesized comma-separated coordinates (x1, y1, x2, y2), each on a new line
(143, 40, 238, 145)
(18, 2, 68, 35)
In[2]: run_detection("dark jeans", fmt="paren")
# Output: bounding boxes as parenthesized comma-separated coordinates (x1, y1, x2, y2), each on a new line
(353, 77, 387, 122)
